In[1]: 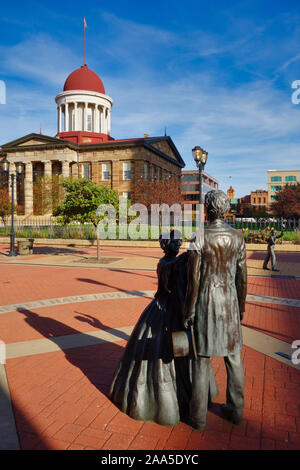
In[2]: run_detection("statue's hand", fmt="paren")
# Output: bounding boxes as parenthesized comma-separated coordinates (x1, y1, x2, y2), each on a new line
(183, 316, 194, 330)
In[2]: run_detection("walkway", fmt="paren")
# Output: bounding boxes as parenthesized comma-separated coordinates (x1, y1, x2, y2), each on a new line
(0, 244, 299, 450)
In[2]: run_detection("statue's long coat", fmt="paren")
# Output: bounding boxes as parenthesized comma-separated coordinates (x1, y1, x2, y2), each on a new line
(185, 220, 247, 357)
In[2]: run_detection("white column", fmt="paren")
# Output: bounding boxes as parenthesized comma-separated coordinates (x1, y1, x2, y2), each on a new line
(93, 105, 96, 132)
(107, 108, 111, 135)
(44, 160, 52, 179)
(74, 102, 78, 131)
(101, 107, 106, 134)
(58, 105, 62, 133)
(62, 161, 70, 179)
(105, 107, 108, 134)
(84, 102, 88, 131)
(24, 162, 33, 215)
(65, 103, 69, 132)
(99, 106, 102, 133)
(44, 160, 52, 213)
(95, 105, 99, 133)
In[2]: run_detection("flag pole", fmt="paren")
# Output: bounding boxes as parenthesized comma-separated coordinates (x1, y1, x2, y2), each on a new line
(84, 18, 86, 65)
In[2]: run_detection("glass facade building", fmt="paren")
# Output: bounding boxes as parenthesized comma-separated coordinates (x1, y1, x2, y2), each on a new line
(267, 170, 299, 210)
(181, 170, 219, 214)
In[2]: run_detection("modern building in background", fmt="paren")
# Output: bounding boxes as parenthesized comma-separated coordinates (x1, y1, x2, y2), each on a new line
(0, 64, 185, 215)
(268, 170, 300, 208)
(181, 170, 219, 214)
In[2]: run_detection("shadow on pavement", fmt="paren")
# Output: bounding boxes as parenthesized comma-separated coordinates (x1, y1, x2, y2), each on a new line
(32, 246, 87, 256)
(16, 307, 127, 400)
(76, 277, 156, 295)
(4, 391, 50, 450)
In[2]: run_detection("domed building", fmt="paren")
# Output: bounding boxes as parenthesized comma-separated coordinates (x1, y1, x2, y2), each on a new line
(55, 64, 113, 144)
(0, 64, 185, 215)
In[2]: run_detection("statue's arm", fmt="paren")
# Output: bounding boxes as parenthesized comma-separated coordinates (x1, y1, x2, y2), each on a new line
(155, 258, 175, 297)
(183, 250, 201, 328)
(235, 235, 247, 320)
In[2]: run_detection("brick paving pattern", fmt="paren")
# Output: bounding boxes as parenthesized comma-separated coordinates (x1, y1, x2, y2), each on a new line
(0, 244, 299, 450)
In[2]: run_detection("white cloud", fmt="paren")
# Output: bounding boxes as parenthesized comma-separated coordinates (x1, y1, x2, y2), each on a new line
(0, 34, 80, 88)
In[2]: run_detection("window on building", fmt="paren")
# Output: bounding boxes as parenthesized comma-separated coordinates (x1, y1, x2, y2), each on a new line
(157, 168, 161, 181)
(102, 163, 110, 181)
(182, 183, 200, 192)
(258, 198, 261, 204)
(144, 162, 148, 180)
(82, 164, 90, 179)
(123, 162, 131, 180)
(151, 165, 154, 182)
(253, 198, 256, 203)
(285, 175, 297, 182)
(184, 194, 199, 201)
(270, 195, 277, 201)
(271, 185, 281, 191)
(270, 176, 282, 182)
(182, 174, 196, 182)
(87, 109, 92, 131)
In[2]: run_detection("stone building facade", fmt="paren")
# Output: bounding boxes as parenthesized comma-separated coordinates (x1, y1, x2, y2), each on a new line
(0, 133, 184, 215)
(250, 189, 268, 214)
(0, 64, 185, 215)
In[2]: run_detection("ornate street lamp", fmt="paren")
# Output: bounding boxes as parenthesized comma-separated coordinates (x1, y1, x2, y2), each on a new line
(192, 146, 208, 205)
(0, 158, 24, 256)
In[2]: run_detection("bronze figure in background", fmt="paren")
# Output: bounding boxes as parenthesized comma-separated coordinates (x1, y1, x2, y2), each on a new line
(263, 226, 284, 272)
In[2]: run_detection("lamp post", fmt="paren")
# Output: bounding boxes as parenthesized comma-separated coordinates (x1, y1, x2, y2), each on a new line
(0, 158, 24, 256)
(192, 146, 208, 205)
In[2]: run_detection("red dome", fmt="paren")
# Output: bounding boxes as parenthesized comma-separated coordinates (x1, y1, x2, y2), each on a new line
(63, 65, 105, 94)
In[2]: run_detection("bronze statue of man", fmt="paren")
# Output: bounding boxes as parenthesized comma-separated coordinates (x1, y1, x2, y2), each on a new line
(263, 227, 283, 272)
(183, 190, 247, 430)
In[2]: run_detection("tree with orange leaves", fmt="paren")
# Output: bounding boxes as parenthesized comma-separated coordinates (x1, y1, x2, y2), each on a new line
(271, 184, 300, 218)
(0, 188, 10, 225)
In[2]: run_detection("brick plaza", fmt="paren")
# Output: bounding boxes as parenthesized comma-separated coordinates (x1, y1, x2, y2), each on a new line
(0, 244, 299, 450)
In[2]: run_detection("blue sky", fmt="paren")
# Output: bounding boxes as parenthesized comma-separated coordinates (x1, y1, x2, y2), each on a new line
(1, 0, 300, 197)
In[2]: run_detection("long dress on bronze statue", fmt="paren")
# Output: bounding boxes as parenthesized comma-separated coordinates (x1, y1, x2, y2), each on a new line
(109, 252, 190, 426)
